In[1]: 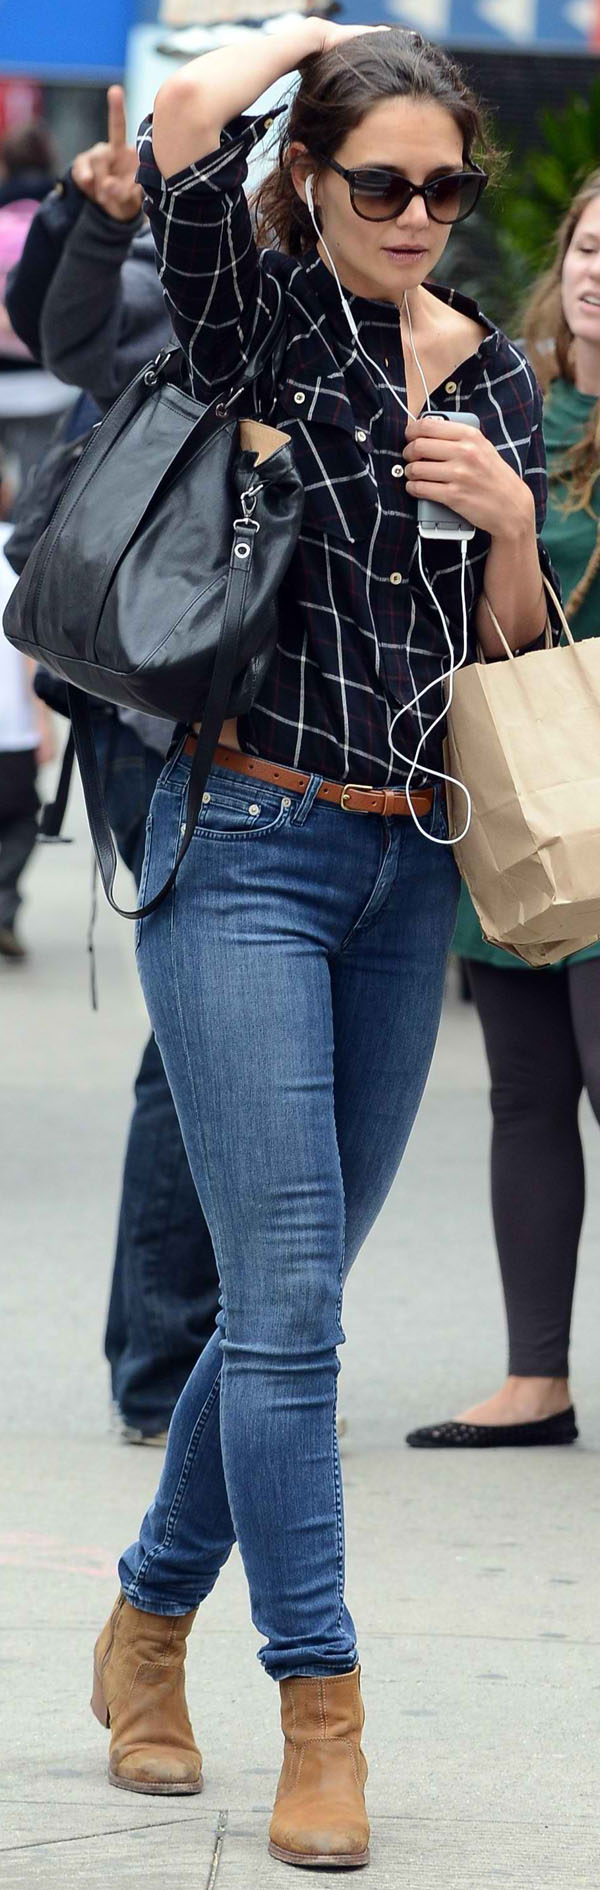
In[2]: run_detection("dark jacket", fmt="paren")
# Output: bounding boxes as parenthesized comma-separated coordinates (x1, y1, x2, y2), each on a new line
(0, 171, 53, 209)
(5, 173, 171, 406)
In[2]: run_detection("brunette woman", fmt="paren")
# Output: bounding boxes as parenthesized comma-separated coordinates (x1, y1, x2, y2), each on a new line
(409, 172, 600, 1452)
(91, 24, 556, 1868)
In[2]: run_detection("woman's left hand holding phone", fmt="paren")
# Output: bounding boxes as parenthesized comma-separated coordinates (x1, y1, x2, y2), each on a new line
(403, 415, 536, 544)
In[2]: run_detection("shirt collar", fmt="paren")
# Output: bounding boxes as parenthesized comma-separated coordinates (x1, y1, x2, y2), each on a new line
(302, 245, 499, 353)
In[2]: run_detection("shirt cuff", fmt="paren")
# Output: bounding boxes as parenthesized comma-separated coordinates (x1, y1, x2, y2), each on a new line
(136, 106, 285, 200)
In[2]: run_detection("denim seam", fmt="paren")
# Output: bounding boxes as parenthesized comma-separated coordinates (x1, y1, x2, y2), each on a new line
(333, 1186, 347, 1631)
(168, 880, 226, 1289)
(158, 876, 247, 1587)
(336, 822, 393, 954)
(128, 1373, 222, 1601)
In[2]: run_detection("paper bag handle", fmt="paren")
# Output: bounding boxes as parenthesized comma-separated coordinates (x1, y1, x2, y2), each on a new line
(479, 573, 574, 661)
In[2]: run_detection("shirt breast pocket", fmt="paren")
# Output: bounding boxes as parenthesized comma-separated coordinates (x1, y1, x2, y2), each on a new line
(276, 384, 379, 546)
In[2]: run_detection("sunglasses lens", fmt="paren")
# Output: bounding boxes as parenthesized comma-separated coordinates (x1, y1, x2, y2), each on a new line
(351, 172, 410, 221)
(427, 172, 483, 223)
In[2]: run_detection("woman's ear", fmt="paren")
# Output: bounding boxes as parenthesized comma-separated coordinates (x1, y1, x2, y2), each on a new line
(288, 142, 315, 207)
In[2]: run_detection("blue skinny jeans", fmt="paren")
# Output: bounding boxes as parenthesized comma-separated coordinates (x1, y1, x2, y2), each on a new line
(119, 753, 459, 1679)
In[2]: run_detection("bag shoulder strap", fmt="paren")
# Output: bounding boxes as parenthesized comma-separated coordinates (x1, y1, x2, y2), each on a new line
(38, 727, 75, 838)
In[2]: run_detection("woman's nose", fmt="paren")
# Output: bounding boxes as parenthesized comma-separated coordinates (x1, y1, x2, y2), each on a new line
(393, 196, 430, 236)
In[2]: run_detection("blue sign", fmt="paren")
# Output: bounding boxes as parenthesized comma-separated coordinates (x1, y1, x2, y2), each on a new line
(342, 0, 597, 47)
(0, 0, 135, 76)
(447, 0, 592, 45)
(2, 0, 593, 76)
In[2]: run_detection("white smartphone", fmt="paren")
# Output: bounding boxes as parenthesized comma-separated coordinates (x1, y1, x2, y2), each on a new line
(417, 411, 481, 542)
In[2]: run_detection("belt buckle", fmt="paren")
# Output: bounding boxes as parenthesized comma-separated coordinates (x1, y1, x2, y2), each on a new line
(340, 781, 379, 812)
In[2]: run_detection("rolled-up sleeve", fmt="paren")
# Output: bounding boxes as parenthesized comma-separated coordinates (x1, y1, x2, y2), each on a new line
(136, 108, 284, 399)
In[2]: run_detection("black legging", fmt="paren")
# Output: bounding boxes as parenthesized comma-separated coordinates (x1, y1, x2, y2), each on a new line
(466, 958, 600, 1379)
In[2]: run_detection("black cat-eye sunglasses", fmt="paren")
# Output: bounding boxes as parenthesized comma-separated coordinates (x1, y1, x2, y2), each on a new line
(317, 157, 488, 225)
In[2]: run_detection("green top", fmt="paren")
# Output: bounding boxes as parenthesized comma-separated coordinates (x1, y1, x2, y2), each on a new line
(452, 375, 600, 972)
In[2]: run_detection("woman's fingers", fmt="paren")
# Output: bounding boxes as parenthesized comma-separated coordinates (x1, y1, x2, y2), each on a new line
(404, 418, 480, 443)
(71, 153, 95, 194)
(316, 22, 390, 47)
(403, 437, 464, 463)
(405, 460, 457, 482)
(405, 478, 464, 503)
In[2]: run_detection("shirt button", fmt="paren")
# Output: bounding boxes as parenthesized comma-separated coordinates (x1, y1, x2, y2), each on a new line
(355, 428, 367, 443)
(445, 380, 457, 394)
(294, 391, 306, 405)
(391, 463, 404, 479)
(390, 571, 403, 586)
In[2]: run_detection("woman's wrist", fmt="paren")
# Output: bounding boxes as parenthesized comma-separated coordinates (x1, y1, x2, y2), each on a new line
(489, 483, 537, 547)
(271, 16, 329, 61)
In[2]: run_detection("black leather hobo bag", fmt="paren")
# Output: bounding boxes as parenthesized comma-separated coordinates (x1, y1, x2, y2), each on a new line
(3, 303, 304, 916)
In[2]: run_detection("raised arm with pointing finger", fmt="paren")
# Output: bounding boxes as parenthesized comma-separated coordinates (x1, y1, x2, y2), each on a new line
(6, 87, 171, 409)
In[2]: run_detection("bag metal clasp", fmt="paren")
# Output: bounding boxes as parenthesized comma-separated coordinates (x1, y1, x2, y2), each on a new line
(233, 483, 262, 534)
(143, 347, 174, 388)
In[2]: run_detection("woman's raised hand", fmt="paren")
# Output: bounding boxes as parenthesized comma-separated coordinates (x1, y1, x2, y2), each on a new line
(305, 21, 391, 55)
(71, 85, 143, 223)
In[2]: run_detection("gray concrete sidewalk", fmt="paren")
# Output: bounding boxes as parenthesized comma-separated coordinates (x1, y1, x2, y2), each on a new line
(2, 780, 599, 1888)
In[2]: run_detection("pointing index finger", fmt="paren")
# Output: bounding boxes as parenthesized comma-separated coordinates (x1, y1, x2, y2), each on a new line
(107, 84, 127, 151)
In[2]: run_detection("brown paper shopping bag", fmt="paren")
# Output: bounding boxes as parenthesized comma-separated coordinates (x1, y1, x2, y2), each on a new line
(444, 579, 600, 967)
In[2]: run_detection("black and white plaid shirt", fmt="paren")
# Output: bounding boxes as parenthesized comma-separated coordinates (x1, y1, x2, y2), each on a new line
(138, 107, 558, 788)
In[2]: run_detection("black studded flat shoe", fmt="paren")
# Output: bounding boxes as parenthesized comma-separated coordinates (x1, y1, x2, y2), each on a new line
(406, 1406, 579, 1448)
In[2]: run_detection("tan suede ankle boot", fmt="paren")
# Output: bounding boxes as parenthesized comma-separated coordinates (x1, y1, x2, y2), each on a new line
(269, 1668, 370, 1869)
(91, 1591, 203, 1794)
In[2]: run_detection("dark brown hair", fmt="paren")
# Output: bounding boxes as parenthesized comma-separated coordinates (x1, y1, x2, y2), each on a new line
(253, 29, 498, 257)
(0, 122, 56, 179)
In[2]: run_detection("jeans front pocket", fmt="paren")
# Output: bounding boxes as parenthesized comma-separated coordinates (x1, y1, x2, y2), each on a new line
(188, 766, 294, 842)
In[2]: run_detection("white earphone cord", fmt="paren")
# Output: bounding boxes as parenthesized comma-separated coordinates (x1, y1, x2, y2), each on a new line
(304, 176, 471, 847)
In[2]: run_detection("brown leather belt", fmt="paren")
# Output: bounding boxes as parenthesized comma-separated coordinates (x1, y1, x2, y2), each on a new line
(182, 736, 433, 818)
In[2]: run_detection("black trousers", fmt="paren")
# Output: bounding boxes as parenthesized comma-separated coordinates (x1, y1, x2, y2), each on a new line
(0, 750, 38, 928)
(467, 958, 600, 1378)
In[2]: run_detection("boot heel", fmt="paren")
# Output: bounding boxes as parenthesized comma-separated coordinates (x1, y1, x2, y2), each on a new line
(91, 1663, 110, 1729)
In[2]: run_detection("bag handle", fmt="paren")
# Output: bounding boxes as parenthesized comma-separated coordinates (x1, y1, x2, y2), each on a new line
(479, 572, 574, 660)
(68, 512, 258, 919)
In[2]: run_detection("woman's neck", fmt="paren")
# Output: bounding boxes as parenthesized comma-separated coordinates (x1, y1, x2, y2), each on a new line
(572, 336, 600, 397)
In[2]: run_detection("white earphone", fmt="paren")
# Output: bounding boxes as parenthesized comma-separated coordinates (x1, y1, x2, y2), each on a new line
(302, 172, 471, 844)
